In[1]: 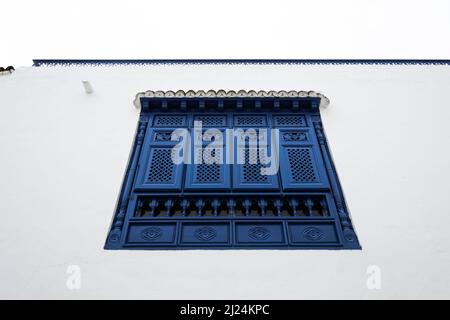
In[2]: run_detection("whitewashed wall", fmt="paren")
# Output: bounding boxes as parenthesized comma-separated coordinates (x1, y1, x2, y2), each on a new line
(1, 63, 449, 299)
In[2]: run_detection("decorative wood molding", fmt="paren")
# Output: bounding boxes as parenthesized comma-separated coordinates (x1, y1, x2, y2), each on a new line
(133, 90, 330, 109)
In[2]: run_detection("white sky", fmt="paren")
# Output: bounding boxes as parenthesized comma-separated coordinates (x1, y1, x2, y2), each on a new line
(2, 0, 450, 67)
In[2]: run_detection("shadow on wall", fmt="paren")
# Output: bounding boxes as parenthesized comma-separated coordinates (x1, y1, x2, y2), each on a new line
(0, 66, 15, 75)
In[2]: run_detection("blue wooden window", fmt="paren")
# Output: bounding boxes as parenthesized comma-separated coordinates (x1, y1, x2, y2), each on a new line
(105, 93, 360, 249)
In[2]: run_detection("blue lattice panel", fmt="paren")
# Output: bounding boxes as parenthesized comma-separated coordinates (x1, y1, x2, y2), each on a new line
(232, 147, 279, 190)
(193, 114, 227, 127)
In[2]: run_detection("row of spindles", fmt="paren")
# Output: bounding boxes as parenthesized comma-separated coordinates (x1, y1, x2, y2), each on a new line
(136, 198, 328, 217)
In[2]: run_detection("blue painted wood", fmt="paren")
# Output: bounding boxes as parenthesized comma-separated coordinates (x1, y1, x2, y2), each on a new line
(105, 97, 361, 249)
(232, 139, 279, 191)
(278, 124, 329, 191)
(185, 128, 231, 190)
(33, 59, 450, 66)
(134, 125, 184, 191)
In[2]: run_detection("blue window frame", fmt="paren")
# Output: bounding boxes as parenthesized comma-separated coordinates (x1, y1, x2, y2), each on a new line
(105, 91, 360, 250)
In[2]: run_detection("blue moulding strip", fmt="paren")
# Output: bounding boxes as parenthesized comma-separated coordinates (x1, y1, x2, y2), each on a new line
(33, 59, 450, 66)
(105, 94, 361, 250)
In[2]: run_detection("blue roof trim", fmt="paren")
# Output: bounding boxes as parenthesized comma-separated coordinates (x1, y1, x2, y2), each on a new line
(32, 59, 450, 66)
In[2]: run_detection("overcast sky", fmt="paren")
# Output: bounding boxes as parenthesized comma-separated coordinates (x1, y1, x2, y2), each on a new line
(2, 0, 450, 67)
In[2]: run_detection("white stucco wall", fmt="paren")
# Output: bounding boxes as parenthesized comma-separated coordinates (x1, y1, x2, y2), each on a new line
(0, 63, 449, 299)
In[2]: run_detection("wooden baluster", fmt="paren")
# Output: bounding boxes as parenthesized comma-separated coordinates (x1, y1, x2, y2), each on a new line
(180, 199, 190, 216)
(165, 199, 174, 217)
(149, 199, 158, 217)
(320, 199, 328, 216)
(136, 199, 144, 217)
(196, 199, 205, 216)
(274, 199, 283, 216)
(242, 199, 252, 216)
(211, 199, 221, 216)
(227, 199, 236, 216)
(289, 199, 299, 216)
(258, 199, 268, 216)
(305, 198, 314, 216)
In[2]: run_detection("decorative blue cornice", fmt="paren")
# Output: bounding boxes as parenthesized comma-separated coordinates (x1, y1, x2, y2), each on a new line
(134, 90, 330, 109)
(32, 59, 450, 67)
